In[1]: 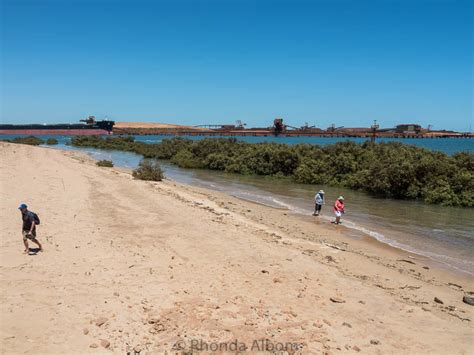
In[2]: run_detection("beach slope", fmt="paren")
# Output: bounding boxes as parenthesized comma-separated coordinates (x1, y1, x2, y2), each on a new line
(0, 142, 472, 354)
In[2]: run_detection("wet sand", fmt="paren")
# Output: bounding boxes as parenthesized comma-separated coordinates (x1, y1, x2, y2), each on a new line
(1, 142, 473, 354)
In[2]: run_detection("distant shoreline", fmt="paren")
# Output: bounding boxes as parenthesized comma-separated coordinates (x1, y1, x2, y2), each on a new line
(2, 120, 472, 138)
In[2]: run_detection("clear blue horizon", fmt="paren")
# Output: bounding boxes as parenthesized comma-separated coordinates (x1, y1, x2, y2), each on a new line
(1, 0, 472, 131)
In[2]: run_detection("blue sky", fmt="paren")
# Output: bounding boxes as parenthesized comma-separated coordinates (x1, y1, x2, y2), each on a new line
(1, 0, 472, 131)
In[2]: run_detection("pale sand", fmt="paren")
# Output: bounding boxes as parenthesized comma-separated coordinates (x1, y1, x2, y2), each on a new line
(0, 142, 473, 354)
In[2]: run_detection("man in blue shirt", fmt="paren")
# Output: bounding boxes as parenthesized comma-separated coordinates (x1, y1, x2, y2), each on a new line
(312, 190, 325, 216)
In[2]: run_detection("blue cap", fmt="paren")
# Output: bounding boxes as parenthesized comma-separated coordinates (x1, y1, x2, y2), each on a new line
(18, 203, 27, 210)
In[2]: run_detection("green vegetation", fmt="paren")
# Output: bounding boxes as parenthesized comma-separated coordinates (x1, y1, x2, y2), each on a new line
(71, 136, 474, 207)
(96, 160, 114, 167)
(46, 138, 59, 145)
(132, 159, 164, 181)
(1, 136, 44, 145)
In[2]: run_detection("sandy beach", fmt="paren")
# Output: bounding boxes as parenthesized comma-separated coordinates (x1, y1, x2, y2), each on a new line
(1, 142, 473, 354)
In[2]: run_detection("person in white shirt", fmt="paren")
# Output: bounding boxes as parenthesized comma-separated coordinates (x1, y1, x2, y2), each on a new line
(312, 190, 325, 216)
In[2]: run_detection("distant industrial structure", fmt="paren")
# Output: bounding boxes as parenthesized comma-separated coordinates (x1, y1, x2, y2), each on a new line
(394, 124, 422, 135)
(112, 118, 472, 138)
(2, 116, 470, 138)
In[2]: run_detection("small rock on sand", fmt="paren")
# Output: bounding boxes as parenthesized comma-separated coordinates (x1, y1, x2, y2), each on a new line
(370, 339, 380, 345)
(462, 295, 474, 306)
(89, 343, 98, 348)
(397, 259, 416, 265)
(93, 317, 108, 327)
(147, 317, 160, 324)
(134, 345, 143, 353)
(330, 297, 345, 303)
(342, 322, 352, 328)
(83, 328, 89, 335)
(313, 321, 323, 328)
(353, 345, 361, 352)
(434, 297, 444, 304)
(100, 339, 111, 348)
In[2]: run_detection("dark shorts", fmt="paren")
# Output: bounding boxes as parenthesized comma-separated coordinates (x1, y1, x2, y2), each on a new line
(315, 204, 322, 212)
(22, 230, 37, 240)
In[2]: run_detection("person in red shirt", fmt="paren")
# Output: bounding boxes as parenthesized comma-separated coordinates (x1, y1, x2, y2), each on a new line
(333, 196, 345, 224)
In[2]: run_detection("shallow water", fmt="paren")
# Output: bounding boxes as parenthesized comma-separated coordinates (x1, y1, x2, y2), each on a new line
(161, 165, 474, 275)
(3, 135, 473, 274)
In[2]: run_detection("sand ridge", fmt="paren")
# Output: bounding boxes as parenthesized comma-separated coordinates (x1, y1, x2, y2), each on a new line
(114, 122, 207, 130)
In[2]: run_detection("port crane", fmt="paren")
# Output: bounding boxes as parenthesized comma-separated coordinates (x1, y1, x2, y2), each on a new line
(370, 120, 379, 142)
(195, 120, 246, 131)
(272, 118, 285, 135)
(80, 116, 97, 125)
(285, 122, 317, 131)
(272, 118, 319, 135)
(326, 124, 344, 133)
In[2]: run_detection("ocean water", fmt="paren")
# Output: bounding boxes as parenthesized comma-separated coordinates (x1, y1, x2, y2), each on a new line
(2, 135, 474, 274)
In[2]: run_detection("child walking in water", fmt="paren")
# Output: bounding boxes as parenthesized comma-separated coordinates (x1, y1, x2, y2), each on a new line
(333, 196, 345, 224)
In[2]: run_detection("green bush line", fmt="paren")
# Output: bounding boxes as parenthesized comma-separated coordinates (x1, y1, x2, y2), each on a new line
(1, 136, 58, 145)
(1, 136, 45, 145)
(96, 160, 114, 167)
(71, 136, 474, 207)
(46, 138, 59, 145)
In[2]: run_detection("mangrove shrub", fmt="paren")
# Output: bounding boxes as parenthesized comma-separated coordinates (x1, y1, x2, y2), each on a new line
(71, 136, 474, 207)
(132, 159, 164, 181)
